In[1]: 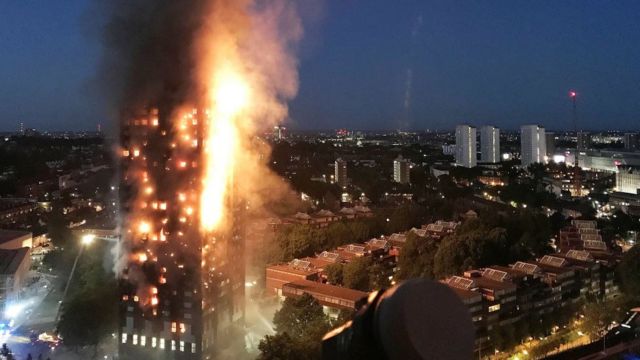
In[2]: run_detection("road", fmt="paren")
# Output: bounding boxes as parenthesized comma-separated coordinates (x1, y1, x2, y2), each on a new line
(1, 273, 61, 359)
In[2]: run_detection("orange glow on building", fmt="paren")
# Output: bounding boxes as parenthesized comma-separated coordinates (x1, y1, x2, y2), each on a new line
(200, 68, 249, 232)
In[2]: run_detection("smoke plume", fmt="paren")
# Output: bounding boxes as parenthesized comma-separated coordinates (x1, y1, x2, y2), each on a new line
(98, 0, 304, 302)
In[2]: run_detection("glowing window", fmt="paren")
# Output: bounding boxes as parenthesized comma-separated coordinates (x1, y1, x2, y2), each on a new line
(171, 322, 177, 333)
(180, 323, 186, 333)
(191, 343, 196, 353)
(159, 338, 165, 350)
(121, 333, 127, 344)
(171, 340, 176, 351)
(180, 341, 185, 352)
(151, 337, 157, 348)
(140, 335, 146, 347)
(132, 334, 138, 345)
(488, 304, 501, 313)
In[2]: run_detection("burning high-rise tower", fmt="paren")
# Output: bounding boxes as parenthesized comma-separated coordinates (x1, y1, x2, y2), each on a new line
(105, 0, 303, 358)
(118, 107, 245, 359)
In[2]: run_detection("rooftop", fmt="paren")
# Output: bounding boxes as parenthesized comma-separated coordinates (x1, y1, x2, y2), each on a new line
(283, 279, 368, 302)
(0, 229, 31, 246)
(0, 247, 29, 275)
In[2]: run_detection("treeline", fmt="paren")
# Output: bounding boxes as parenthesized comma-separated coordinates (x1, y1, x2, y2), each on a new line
(262, 204, 427, 266)
(396, 210, 553, 281)
(258, 294, 350, 360)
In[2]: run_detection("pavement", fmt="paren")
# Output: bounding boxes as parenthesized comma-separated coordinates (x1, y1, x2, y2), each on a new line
(1, 272, 60, 359)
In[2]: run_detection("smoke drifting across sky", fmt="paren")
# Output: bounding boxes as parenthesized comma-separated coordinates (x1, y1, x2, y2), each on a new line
(97, 0, 304, 291)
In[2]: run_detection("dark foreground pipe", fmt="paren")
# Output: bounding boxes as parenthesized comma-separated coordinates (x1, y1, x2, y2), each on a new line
(322, 279, 475, 360)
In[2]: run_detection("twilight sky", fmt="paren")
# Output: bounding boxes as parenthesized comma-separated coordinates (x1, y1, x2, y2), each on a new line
(1, 0, 639, 132)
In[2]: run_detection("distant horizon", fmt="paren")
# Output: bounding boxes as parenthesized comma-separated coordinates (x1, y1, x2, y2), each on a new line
(1, 124, 637, 135)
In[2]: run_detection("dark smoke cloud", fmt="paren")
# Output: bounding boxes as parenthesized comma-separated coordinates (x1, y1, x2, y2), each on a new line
(96, 0, 207, 115)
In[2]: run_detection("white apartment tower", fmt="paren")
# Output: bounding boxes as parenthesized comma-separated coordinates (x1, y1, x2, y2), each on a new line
(455, 125, 477, 168)
(480, 126, 500, 163)
(520, 125, 547, 167)
(616, 168, 640, 195)
(335, 158, 348, 188)
(393, 156, 411, 184)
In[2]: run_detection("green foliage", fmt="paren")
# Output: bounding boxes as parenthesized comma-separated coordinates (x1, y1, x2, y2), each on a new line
(368, 261, 391, 290)
(600, 210, 640, 241)
(343, 257, 373, 291)
(433, 219, 510, 278)
(268, 219, 381, 264)
(262, 294, 332, 360)
(273, 294, 332, 343)
(257, 333, 311, 360)
(47, 202, 71, 247)
(323, 263, 344, 285)
(582, 301, 617, 340)
(334, 309, 354, 327)
(57, 241, 117, 349)
(619, 245, 640, 299)
(396, 232, 439, 280)
(488, 324, 517, 351)
(384, 204, 426, 234)
(57, 283, 117, 348)
(394, 211, 553, 282)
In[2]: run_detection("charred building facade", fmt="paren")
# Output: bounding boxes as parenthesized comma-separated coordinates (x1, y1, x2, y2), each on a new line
(118, 108, 245, 359)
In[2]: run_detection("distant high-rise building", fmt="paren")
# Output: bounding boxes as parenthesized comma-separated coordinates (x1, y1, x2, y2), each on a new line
(616, 168, 640, 195)
(480, 126, 500, 163)
(624, 133, 639, 151)
(577, 131, 591, 151)
(545, 132, 556, 157)
(335, 158, 348, 188)
(520, 125, 547, 167)
(19, 122, 24, 134)
(442, 144, 457, 156)
(455, 125, 477, 168)
(273, 125, 286, 140)
(393, 156, 411, 184)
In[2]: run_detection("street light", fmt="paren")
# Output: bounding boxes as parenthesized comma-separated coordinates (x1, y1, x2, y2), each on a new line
(81, 234, 95, 245)
(54, 233, 95, 324)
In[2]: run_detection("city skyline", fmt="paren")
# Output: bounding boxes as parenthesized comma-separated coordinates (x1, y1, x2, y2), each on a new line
(2, 1, 640, 132)
(1, 1, 640, 359)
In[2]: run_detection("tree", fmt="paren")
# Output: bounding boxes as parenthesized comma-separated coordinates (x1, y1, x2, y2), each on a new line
(57, 285, 117, 350)
(368, 262, 391, 290)
(343, 257, 372, 291)
(273, 294, 331, 343)
(323, 263, 344, 285)
(385, 204, 425, 234)
(47, 202, 71, 246)
(396, 232, 439, 280)
(619, 245, 640, 299)
(257, 333, 309, 360)
(57, 242, 117, 352)
(582, 301, 618, 340)
(433, 220, 509, 278)
(265, 294, 331, 360)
